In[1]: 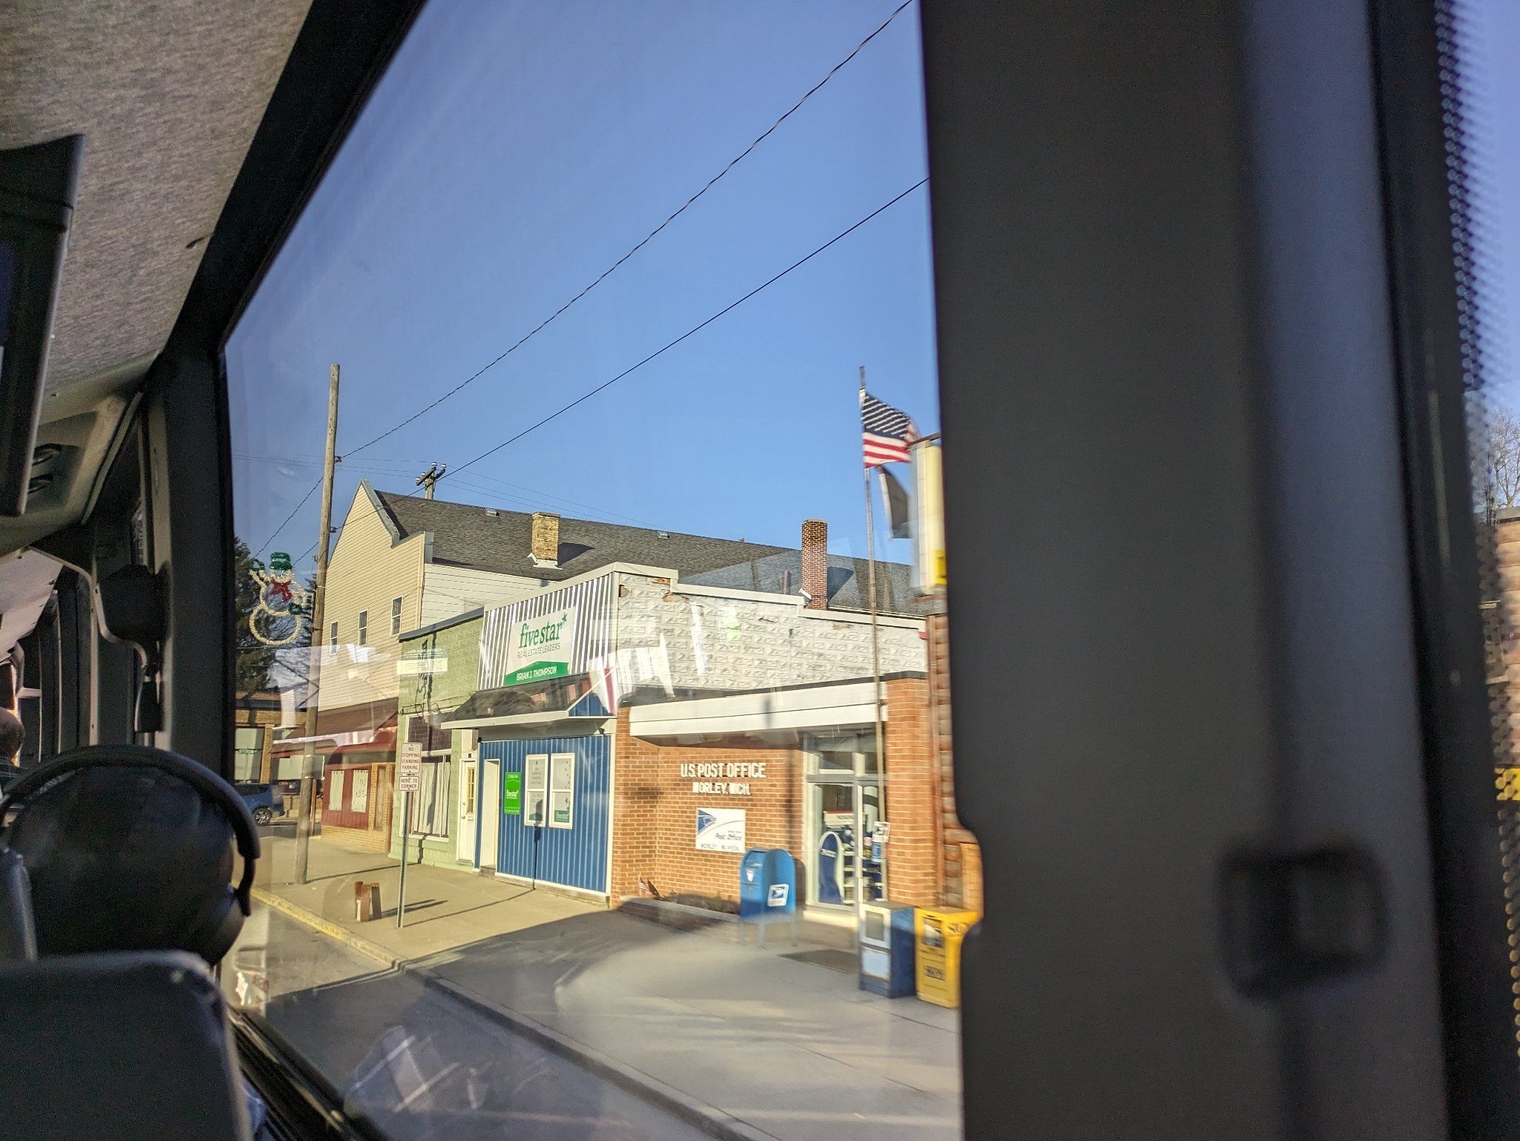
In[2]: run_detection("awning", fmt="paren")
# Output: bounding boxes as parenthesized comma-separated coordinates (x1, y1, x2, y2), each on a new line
(444, 674, 610, 730)
(627, 679, 885, 743)
(273, 708, 397, 755)
(301, 699, 398, 737)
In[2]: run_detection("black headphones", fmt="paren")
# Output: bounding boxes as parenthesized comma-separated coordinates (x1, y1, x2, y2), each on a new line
(0, 746, 260, 965)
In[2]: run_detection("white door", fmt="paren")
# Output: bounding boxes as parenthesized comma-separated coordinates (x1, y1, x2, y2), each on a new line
(478, 758, 500, 871)
(457, 757, 478, 863)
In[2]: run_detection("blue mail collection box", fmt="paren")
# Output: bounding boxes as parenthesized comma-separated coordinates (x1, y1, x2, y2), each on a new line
(859, 901, 916, 997)
(739, 848, 797, 947)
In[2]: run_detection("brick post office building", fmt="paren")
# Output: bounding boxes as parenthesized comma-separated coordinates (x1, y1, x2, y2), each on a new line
(444, 515, 982, 918)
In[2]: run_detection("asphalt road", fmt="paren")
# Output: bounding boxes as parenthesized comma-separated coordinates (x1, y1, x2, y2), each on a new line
(228, 907, 716, 1141)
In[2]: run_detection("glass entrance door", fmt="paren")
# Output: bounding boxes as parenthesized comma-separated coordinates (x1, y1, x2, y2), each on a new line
(810, 782, 855, 905)
(806, 735, 887, 908)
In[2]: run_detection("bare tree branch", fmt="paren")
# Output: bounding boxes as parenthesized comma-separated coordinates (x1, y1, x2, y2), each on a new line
(1484, 404, 1520, 510)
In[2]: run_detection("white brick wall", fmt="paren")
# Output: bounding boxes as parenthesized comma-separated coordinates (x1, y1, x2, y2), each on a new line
(613, 574, 925, 694)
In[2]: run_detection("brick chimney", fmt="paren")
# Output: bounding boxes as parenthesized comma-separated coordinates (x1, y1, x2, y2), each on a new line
(801, 519, 828, 609)
(530, 512, 560, 567)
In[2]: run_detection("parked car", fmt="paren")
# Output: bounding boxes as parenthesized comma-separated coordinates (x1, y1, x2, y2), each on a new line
(234, 782, 284, 825)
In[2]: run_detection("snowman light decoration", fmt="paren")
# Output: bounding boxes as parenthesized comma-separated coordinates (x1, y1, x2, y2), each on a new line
(249, 551, 309, 647)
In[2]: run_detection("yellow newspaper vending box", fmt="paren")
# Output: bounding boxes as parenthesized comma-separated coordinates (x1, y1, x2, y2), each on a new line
(915, 908, 979, 1007)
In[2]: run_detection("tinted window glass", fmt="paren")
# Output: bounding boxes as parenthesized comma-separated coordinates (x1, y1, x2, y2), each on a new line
(1438, 0, 1520, 1067)
(223, 4, 969, 1138)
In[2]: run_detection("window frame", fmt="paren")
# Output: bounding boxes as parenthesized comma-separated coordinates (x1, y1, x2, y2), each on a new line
(523, 752, 548, 828)
(133, 0, 1513, 1132)
(921, 0, 1467, 1134)
(548, 751, 574, 829)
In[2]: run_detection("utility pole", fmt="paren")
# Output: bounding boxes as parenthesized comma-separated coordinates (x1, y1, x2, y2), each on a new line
(416, 463, 445, 500)
(294, 363, 341, 886)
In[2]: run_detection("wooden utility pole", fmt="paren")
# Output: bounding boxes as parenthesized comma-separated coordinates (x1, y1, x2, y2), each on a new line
(416, 463, 445, 500)
(294, 363, 340, 885)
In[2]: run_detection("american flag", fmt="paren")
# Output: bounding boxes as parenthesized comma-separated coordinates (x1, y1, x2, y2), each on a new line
(861, 389, 918, 467)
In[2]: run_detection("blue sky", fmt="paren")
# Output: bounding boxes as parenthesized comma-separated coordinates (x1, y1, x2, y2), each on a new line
(226, 0, 935, 574)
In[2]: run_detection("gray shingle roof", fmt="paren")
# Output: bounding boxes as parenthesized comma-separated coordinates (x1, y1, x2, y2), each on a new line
(369, 487, 920, 614)
(682, 551, 922, 616)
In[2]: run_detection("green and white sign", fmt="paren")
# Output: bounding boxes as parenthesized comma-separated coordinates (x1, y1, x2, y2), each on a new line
(503, 660, 569, 686)
(503, 606, 578, 687)
(502, 771, 522, 816)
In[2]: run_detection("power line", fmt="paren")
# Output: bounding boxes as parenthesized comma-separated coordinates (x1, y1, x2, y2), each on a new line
(248, 175, 927, 552)
(253, 479, 320, 557)
(444, 471, 662, 528)
(247, 1, 920, 556)
(341, 0, 918, 460)
(441, 177, 929, 484)
(239, 452, 661, 529)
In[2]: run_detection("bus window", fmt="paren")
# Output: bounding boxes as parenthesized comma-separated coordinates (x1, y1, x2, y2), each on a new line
(223, 3, 967, 1137)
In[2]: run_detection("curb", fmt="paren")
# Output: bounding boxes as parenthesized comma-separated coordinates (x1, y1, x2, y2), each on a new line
(251, 888, 400, 970)
(253, 888, 775, 1141)
(620, 896, 857, 951)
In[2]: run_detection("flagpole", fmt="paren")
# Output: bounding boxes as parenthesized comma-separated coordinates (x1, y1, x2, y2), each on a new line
(860, 366, 887, 908)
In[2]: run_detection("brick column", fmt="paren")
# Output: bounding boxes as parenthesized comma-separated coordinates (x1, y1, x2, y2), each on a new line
(610, 707, 660, 901)
(927, 612, 982, 910)
(884, 675, 938, 904)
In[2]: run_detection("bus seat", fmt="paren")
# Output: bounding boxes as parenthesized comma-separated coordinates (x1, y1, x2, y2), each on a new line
(0, 950, 251, 1140)
(0, 849, 36, 959)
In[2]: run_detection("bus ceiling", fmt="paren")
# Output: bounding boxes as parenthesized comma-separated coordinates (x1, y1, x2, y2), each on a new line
(0, 0, 310, 558)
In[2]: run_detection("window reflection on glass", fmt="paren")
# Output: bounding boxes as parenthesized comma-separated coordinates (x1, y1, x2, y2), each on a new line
(223, 1, 971, 1138)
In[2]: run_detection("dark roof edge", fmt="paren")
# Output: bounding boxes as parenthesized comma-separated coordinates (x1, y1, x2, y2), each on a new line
(398, 607, 484, 642)
(623, 671, 928, 706)
(361, 479, 405, 543)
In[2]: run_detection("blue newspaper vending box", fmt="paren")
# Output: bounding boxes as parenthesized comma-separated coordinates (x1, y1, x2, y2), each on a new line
(859, 902, 916, 997)
(738, 848, 797, 947)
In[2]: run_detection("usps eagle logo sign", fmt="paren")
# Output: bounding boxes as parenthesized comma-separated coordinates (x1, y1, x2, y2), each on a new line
(248, 551, 309, 647)
(695, 807, 746, 854)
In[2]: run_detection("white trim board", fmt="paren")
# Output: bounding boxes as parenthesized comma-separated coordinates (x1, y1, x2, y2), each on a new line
(629, 680, 886, 739)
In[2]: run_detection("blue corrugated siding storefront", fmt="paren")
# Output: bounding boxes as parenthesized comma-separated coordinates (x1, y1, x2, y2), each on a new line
(480, 736, 610, 894)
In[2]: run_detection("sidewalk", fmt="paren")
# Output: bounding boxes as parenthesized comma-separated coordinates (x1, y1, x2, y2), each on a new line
(253, 831, 963, 1141)
(254, 826, 601, 959)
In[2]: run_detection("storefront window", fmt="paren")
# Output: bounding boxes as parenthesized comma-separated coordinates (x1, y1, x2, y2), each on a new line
(233, 727, 263, 782)
(814, 733, 881, 776)
(523, 753, 548, 828)
(408, 756, 452, 837)
(549, 752, 574, 829)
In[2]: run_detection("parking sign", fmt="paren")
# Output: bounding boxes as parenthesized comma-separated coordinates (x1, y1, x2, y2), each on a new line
(397, 742, 423, 793)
